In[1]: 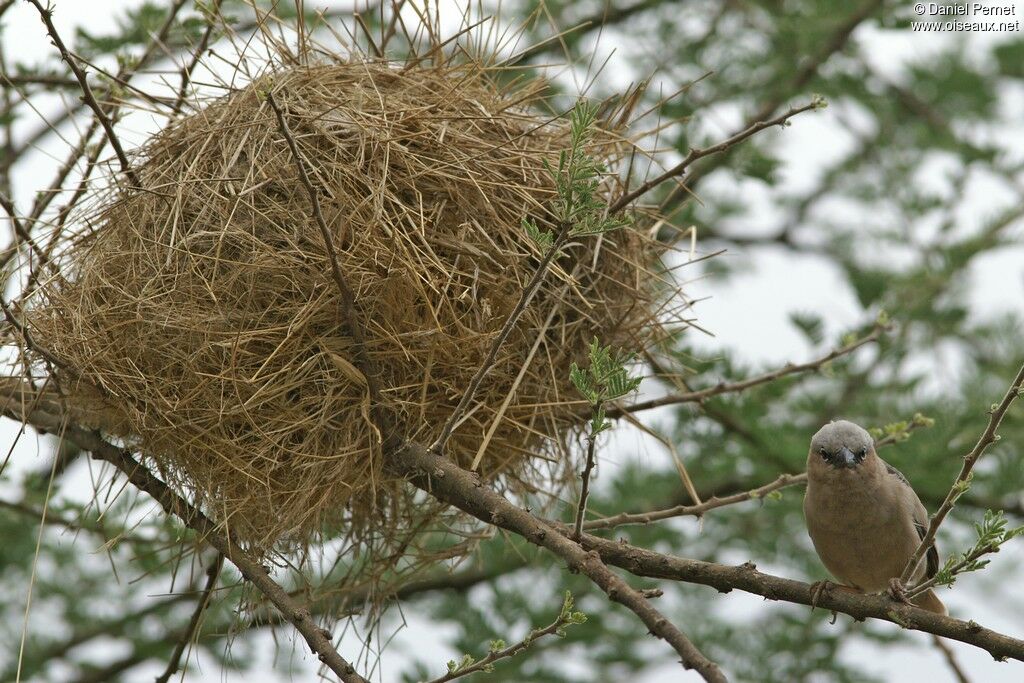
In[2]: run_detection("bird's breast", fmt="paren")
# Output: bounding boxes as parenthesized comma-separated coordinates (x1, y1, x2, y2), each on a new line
(804, 474, 919, 591)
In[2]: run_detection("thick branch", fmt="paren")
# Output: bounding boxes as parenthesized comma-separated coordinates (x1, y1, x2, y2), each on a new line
(5, 387, 713, 681)
(388, 440, 727, 682)
(578, 531, 1024, 662)
(901, 362, 1024, 583)
(0, 72, 79, 88)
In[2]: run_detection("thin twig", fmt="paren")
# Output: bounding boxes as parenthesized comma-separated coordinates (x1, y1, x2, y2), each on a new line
(585, 473, 806, 531)
(608, 322, 886, 417)
(932, 634, 973, 683)
(607, 99, 822, 215)
(432, 101, 822, 455)
(265, 90, 382, 405)
(424, 596, 576, 683)
(0, 189, 48, 264)
(906, 535, 1004, 602)
(171, 0, 226, 115)
(583, 415, 929, 531)
(428, 217, 572, 455)
(154, 552, 225, 683)
(26, 0, 142, 187)
(503, 0, 661, 66)
(0, 402, 369, 683)
(901, 362, 1024, 583)
(20, 0, 191, 223)
(0, 298, 68, 372)
(661, 0, 884, 206)
(572, 405, 600, 540)
(0, 189, 24, 237)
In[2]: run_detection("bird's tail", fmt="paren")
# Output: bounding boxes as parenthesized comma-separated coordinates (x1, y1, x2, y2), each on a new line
(913, 589, 946, 615)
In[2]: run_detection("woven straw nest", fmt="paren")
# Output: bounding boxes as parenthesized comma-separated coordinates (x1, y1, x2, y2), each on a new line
(26, 58, 673, 555)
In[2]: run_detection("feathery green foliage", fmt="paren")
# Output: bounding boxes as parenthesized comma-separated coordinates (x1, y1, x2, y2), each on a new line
(570, 337, 643, 435)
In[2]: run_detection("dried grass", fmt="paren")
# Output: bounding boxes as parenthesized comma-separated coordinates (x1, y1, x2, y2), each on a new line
(25, 57, 673, 557)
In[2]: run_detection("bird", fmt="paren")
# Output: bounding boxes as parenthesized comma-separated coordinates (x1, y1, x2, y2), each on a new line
(803, 419, 946, 614)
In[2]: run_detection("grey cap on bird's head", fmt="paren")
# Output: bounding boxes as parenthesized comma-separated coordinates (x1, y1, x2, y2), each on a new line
(810, 420, 874, 469)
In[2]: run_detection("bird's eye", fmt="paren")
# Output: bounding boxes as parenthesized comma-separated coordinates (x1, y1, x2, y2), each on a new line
(818, 446, 828, 460)
(859, 447, 868, 458)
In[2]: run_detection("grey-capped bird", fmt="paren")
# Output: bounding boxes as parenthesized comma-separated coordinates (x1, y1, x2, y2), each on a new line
(803, 420, 946, 614)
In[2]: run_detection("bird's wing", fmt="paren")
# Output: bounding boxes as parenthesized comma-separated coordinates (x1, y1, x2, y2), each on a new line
(883, 461, 911, 486)
(885, 461, 940, 580)
(914, 520, 940, 580)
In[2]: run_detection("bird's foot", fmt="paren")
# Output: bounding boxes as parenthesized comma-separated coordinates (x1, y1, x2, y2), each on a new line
(809, 579, 835, 609)
(810, 580, 860, 622)
(887, 577, 912, 605)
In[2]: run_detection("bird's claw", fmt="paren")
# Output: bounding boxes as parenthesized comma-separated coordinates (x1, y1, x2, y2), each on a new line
(887, 577, 911, 605)
(809, 579, 833, 609)
(810, 579, 849, 623)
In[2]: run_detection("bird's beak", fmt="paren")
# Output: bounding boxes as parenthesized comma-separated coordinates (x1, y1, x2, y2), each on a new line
(836, 446, 858, 468)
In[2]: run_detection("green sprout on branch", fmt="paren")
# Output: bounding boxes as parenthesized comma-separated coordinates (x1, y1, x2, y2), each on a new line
(570, 338, 642, 539)
(570, 337, 643, 435)
(432, 592, 586, 682)
(868, 412, 935, 445)
(524, 100, 629, 256)
(909, 509, 1024, 602)
(932, 510, 1024, 589)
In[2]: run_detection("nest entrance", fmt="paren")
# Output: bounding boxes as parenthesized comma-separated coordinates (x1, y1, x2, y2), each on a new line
(28, 59, 667, 551)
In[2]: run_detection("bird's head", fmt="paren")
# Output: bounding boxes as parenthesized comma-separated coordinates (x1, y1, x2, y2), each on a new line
(809, 420, 874, 470)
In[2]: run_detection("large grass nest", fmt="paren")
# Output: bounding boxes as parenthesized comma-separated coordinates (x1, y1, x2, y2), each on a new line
(27, 58, 672, 555)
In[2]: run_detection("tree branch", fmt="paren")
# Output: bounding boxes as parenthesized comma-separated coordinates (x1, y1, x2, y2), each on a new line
(607, 99, 822, 215)
(265, 90, 382, 405)
(662, 0, 884, 204)
(901, 362, 1024, 583)
(584, 472, 806, 531)
(932, 633, 973, 683)
(154, 552, 224, 683)
(428, 217, 572, 455)
(576, 530, 1024, 662)
(0, 400, 369, 683)
(608, 322, 886, 418)
(26, 0, 142, 187)
(425, 592, 582, 683)
(171, 0, 225, 115)
(387, 440, 727, 682)
(584, 415, 932, 531)
(572, 404, 601, 540)
(0, 72, 79, 88)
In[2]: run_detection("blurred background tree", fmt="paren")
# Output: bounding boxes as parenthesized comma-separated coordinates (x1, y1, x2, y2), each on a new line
(0, 1, 1022, 681)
